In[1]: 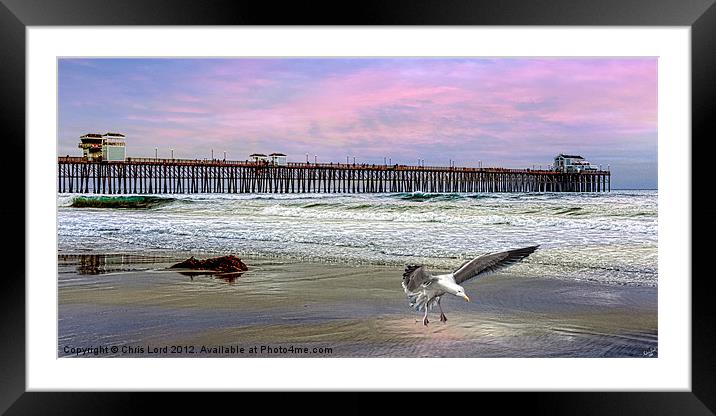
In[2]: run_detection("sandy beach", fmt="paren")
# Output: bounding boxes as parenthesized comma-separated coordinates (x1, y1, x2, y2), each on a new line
(58, 253, 657, 358)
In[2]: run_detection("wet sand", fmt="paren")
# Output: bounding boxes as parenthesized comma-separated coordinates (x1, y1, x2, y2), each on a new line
(58, 253, 657, 358)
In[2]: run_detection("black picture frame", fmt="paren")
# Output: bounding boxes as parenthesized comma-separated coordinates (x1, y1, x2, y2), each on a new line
(2, 0, 713, 413)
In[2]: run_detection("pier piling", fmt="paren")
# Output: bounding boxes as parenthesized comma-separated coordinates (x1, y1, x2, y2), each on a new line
(57, 157, 610, 194)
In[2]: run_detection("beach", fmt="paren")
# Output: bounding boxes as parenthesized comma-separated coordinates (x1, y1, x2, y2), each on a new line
(58, 253, 657, 358)
(58, 190, 657, 358)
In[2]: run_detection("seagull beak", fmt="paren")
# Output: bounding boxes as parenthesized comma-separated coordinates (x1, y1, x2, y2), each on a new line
(462, 294, 470, 302)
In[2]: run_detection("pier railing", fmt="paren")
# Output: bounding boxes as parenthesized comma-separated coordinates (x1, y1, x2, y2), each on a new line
(57, 157, 610, 194)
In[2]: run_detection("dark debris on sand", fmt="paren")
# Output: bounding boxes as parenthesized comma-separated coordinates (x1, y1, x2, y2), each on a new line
(170, 255, 248, 273)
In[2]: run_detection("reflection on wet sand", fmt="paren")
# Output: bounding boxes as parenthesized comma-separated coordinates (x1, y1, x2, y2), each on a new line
(59, 253, 246, 282)
(59, 253, 173, 275)
(177, 270, 246, 283)
(164, 309, 656, 358)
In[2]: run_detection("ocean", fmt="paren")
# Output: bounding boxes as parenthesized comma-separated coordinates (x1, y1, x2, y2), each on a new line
(58, 190, 657, 287)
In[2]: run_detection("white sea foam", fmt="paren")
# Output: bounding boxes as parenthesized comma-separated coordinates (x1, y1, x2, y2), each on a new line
(57, 190, 658, 286)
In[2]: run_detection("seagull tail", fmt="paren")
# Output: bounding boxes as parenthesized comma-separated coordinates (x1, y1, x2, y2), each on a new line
(403, 286, 433, 311)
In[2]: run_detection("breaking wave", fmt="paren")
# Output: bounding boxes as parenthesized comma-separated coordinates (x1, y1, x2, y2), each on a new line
(70, 196, 176, 209)
(388, 192, 499, 202)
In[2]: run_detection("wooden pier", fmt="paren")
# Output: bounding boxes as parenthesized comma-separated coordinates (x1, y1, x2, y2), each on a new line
(57, 157, 611, 194)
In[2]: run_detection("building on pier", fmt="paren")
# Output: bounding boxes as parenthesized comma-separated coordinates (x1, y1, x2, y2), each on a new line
(78, 132, 126, 161)
(249, 153, 268, 163)
(553, 154, 598, 173)
(78, 134, 103, 161)
(269, 153, 287, 166)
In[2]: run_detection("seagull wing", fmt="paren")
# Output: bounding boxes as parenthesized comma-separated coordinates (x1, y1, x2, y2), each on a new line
(452, 245, 539, 285)
(401, 264, 434, 293)
(401, 264, 437, 311)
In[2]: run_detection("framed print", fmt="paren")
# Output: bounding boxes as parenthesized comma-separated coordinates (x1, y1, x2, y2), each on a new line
(3, 0, 714, 413)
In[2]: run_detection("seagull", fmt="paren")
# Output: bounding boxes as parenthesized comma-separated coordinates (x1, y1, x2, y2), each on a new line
(402, 245, 539, 325)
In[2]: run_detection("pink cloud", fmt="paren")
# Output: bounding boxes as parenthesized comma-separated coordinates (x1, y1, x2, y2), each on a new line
(60, 58, 657, 172)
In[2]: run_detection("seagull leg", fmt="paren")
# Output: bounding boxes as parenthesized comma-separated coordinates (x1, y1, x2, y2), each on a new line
(422, 306, 429, 326)
(438, 298, 447, 323)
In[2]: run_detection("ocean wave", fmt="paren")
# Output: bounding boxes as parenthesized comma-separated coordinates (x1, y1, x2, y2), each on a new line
(300, 202, 345, 209)
(386, 192, 500, 202)
(553, 207, 584, 215)
(70, 196, 175, 209)
(345, 203, 374, 210)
